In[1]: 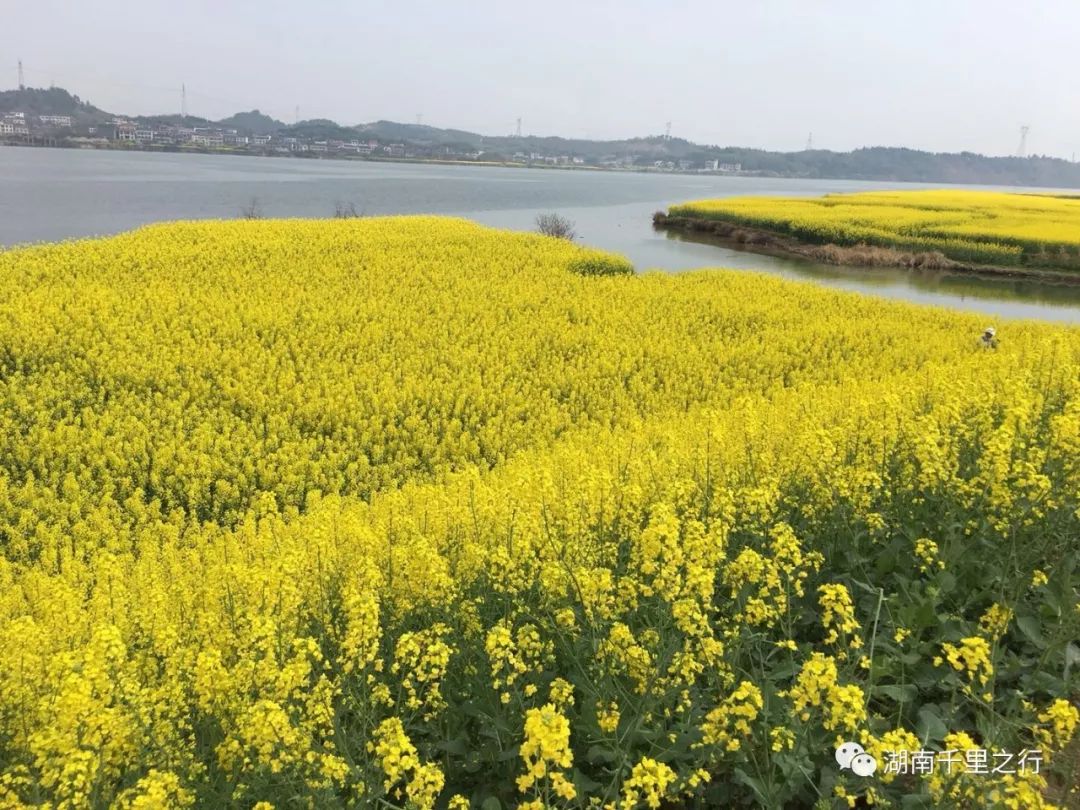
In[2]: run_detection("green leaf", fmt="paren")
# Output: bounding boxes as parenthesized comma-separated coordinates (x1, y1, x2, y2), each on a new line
(480, 798, 502, 810)
(586, 745, 618, 765)
(913, 597, 940, 630)
(1016, 614, 1044, 647)
(877, 684, 918, 704)
(900, 650, 923, 667)
(1064, 642, 1080, 682)
(732, 767, 769, 804)
(937, 570, 956, 594)
(437, 736, 470, 756)
(912, 660, 945, 689)
(496, 746, 520, 762)
(1027, 671, 1064, 694)
(851, 578, 883, 595)
(916, 704, 948, 744)
(572, 767, 603, 792)
(770, 659, 798, 681)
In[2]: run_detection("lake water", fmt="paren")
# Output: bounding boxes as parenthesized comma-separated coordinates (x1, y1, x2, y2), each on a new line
(3, 146, 1080, 323)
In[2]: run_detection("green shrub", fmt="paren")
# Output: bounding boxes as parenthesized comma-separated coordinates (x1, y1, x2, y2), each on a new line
(567, 253, 635, 276)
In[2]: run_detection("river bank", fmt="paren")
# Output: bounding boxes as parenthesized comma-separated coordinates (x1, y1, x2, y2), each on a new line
(0, 139, 749, 178)
(653, 211, 1080, 285)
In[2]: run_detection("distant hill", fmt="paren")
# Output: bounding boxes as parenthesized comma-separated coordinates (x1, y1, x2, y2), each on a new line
(133, 113, 214, 128)
(357, 120, 485, 146)
(0, 86, 109, 124)
(283, 119, 362, 140)
(3, 84, 1080, 188)
(669, 145, 1080, 188)
(216, 109, 284, 135)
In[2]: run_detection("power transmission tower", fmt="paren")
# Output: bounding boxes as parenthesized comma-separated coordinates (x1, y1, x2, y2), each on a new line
(17, 59, 24, 90)
(664, 121, 672, 140)
(805, 132, 813, 151)
(181, 84, 187, 119)
(515, 117, 522, 138)
(1017, 125, 1030, 158)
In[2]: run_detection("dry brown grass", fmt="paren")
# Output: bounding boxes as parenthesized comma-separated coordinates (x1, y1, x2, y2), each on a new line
(809, 243, 956, 270)
(656, 213, 990, 274)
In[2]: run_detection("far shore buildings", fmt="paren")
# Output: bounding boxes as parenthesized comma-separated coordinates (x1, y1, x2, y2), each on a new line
(1, 111, 29, 135)
(0, 111, 739, 173)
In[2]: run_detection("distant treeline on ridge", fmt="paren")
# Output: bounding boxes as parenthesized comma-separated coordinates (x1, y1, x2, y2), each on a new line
(2, 85, 1078, 188)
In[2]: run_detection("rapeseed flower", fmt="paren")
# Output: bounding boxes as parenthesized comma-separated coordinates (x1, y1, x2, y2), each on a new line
(0, 217, 1074, 808)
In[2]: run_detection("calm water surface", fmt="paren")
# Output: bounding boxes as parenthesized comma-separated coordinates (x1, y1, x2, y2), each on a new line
(3, 146, 1080, 323)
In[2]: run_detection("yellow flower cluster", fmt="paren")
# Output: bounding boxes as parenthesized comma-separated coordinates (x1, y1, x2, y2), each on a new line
(619, 757, 677, 810)
(517, 704, 577, 802)
(392, 624, 455, 717)
(1035, 699, 1080, 752)
(785, 653, 866, 734)
(863, 728, 920, 785)
(370, 716, 418, 788)
(599, 623, 655, 695)
(669, 189, 1080, 268)
(369, 716, 445, 809)
(979, 603, 1014, 639)
(722, 529, 820, 629)
(115, 769, 194, 809)
(0, 217, 1076, 807)
(769, 726, 795, 752)
(596, 701, 621, 734)
(923, 732, 982, 805)
(697, 680, 763, 753)
(920, 731, 1056, 809)
(486, 620, 551, 704)
(818, 583, 863, 650)
(938, 637, 995, 695)
(986, 771, 1058, 810)
(914, 537, 945, 574)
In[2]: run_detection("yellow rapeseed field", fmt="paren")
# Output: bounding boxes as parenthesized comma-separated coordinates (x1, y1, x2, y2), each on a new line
(0, 217, 1077, 809)
(669, 189, 1080, 269)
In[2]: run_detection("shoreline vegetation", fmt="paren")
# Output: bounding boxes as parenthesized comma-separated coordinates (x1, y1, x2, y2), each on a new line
(653, 211, 1080, 284)
(0, 139, 687, 175)
(3, 136, 1078, 186)
(657, 190, 1080, 283)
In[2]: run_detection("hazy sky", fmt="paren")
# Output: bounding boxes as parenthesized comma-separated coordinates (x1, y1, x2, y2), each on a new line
(9, 0, 1078, 157)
